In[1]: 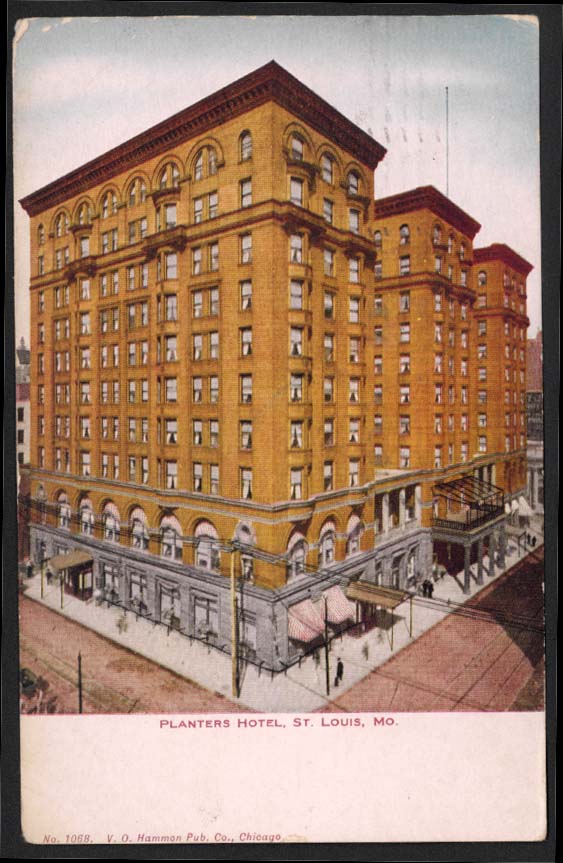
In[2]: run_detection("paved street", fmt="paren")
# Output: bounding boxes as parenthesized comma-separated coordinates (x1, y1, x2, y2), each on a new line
(19, 597, 249, 714)
(318, 547, 545, 713)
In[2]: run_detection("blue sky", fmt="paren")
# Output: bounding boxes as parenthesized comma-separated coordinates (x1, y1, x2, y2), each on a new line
(13, 13, 542, 339)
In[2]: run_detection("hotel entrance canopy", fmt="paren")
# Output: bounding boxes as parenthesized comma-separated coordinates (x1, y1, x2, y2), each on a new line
(48, 550, 93, 572)
(346, 582, 409, 609)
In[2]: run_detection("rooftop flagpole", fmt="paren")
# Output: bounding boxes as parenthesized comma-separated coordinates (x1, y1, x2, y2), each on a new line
(446, 86, 449, 197)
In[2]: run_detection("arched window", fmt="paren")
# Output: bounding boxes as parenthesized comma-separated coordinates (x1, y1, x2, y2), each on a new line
(478, 270, 487, 287)
(77, 203, 91, 225)
(158, 162, 180, 190)
(130, 507, 149, 551)
(346, 514, 363, 556)
(103, 502, 120, 542)
(321, 153, 334, 184)
(127, 177, 147, 207)
(319, 520, 337, 567)
(400, 224, 410, 245)
(286, 532, 308, 581)
(57, 492, 71, 529)
(195, 520, 220, 570)
(374, 230, 382, 248)
(193, 147, 217, 181)
(101, 192, 117, 219)
(160, 515, 182, 560)
(290, 135, 304, 161)
(347, 171, 360, 195)
(240, 131, 252, 162)
(55, 213, 68, 237)
(79, 497, 95, 535)
(448, 234, 455, 254)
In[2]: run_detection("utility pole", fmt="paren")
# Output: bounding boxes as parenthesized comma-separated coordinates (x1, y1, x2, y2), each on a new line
(324, 597, 330, 696)
(231, 545, 239, 698)
(78, 652, 83, 714)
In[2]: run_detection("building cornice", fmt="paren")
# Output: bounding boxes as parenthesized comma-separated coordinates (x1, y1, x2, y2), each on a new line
(375, 185, 481, 239)
(20, 61, 386, 218)
(474, 244, 533, 276)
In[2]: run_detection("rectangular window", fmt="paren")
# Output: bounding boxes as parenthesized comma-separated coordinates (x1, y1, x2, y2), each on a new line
(240, 179, 252, 208)
(240, 421, 252, 450)
(240, 234, 252, 264)
(349, 209, 360, 234)
(241, 375, 253, 403)
(241, 468, 252, 500)
(399, 256, 410, 276)
(209, 242, 219, 272)
(324, 419, 334, 446)
(290, 177, 303, 206)
(290, 327, 303, 357)
(290, 420, 303, 448)
(166, 378, 177, 402)
(349, 297, 360, 323)
(240, 280, 252, 310)
(349, 459, 359, 487)
(290, 467, 303, 500)
(241, 328, 252, 356)
(290, 374, 303, 402)
(349, 257, 360, 283)
(400, 323, 410, 343)
(290, 280, 303, 310)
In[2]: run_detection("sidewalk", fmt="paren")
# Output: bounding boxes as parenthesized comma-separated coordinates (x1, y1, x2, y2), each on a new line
(21, 529, 542, 713)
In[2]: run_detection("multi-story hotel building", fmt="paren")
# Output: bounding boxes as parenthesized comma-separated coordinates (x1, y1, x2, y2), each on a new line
(20, 62, 531, 672)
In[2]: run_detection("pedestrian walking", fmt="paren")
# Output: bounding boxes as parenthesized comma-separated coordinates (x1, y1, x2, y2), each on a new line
(428, 581, 434, 599)
(336, 657, 344, 686)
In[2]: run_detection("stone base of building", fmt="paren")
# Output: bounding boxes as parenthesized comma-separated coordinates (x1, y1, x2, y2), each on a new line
(30, 523, 432, 673)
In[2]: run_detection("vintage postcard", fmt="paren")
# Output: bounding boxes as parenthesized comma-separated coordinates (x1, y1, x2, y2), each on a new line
(10, 8, 552, 849)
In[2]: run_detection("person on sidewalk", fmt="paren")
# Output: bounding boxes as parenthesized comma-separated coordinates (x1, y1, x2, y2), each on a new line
(428, 581, 434, 599)
(334, 657, 344, 687)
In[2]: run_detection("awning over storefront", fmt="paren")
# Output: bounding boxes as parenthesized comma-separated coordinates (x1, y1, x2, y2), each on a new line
(322, 585, 355, 624)
(346, 581, 409, 610)
(287, 599, 325, 643)
(518, 496, 534, 517)
(48, 550, 93, 572)
(504, 502, 512, 515)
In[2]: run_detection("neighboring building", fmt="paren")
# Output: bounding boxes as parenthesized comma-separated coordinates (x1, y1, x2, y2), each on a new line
(16, 337, 31, 477)
(20, 62, 531, 672)
(526, 330, 543, 514)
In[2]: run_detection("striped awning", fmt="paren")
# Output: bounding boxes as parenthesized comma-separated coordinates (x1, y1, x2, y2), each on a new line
(103, 502, 120, 520)
(323, 585, 355, 624)
(319, 519, 337, 539)
(161, 514, 182, 533)
(287, 599, 325, 643)
(195, 520, 218, 538)
(130, 507, 148, 524)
